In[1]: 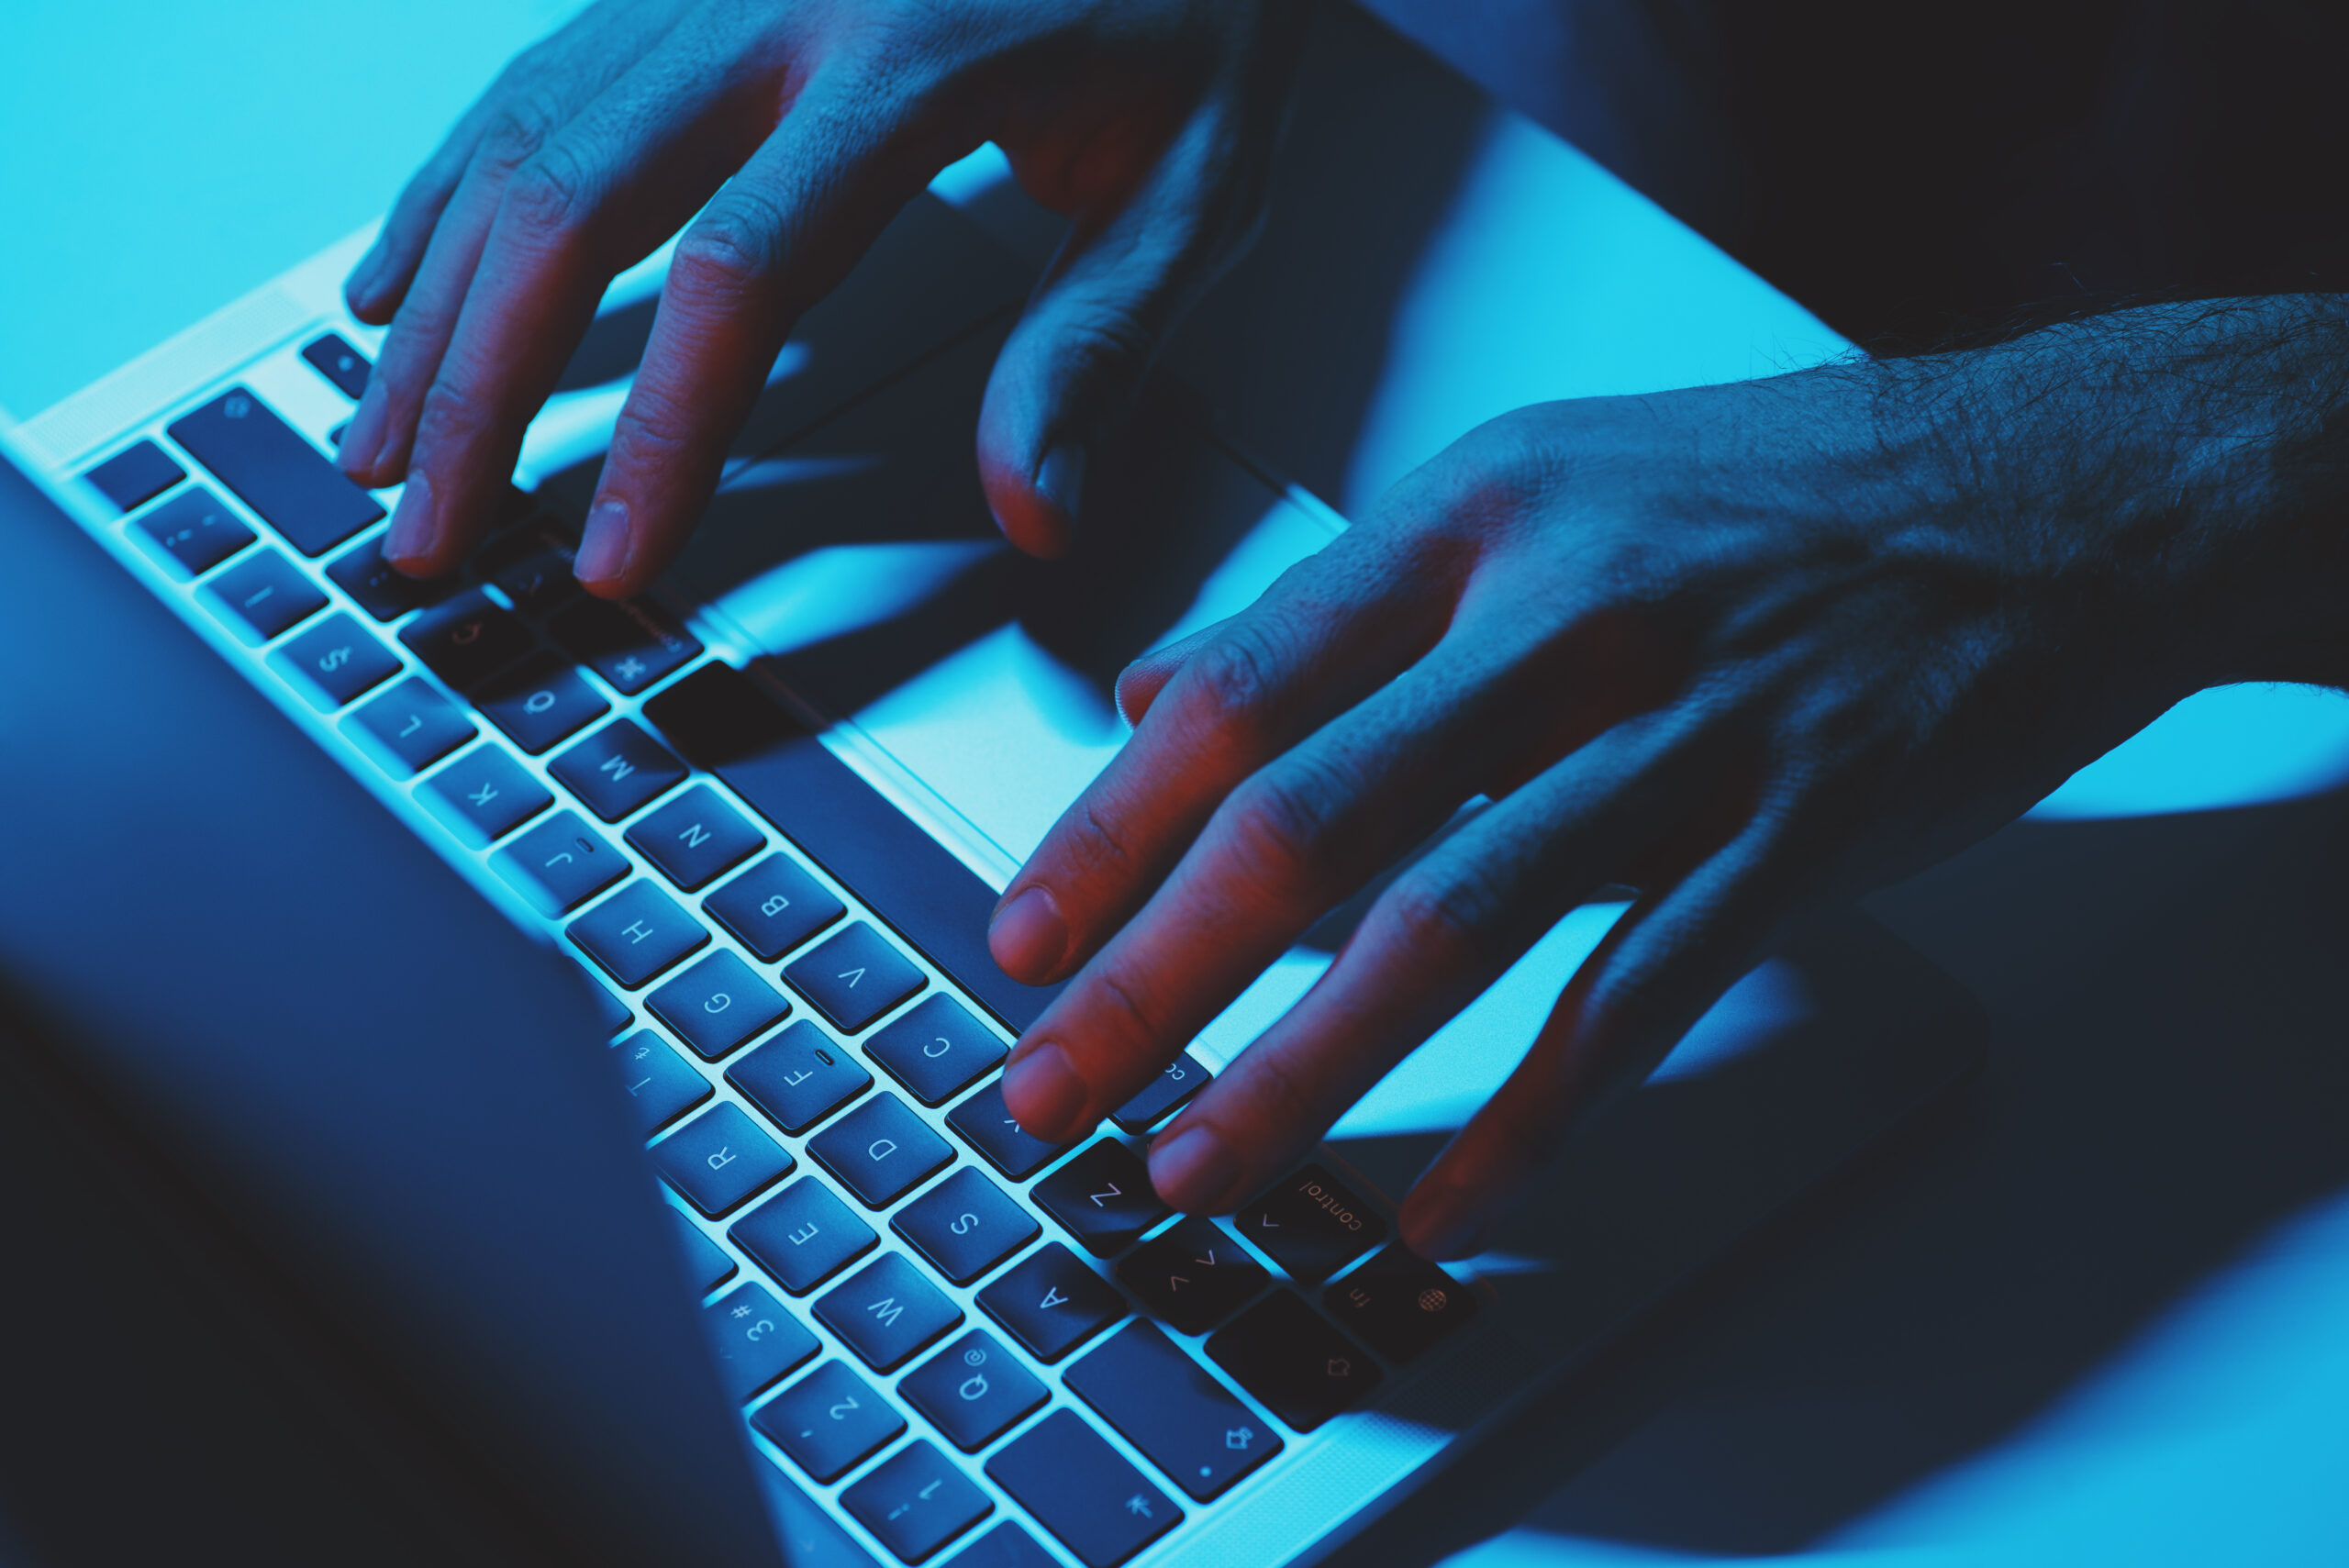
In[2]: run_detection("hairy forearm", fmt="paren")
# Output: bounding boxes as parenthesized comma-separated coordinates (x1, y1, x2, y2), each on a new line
(1865, 295, 2349, 693)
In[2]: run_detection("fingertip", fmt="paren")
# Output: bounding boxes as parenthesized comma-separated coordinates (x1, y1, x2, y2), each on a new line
(1399, 1181, 1489, 1262)
(988, 884, 1069, 983)
(1001, 1040, 1088, 1140)
(573, 498, 633, 595)
(1148, 1123, 1242, 1212)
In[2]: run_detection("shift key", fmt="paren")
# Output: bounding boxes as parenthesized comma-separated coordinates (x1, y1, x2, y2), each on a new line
(168, 386, 383, 556)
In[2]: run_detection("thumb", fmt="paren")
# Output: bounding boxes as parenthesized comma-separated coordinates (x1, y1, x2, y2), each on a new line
(978, 79, 1286, 557)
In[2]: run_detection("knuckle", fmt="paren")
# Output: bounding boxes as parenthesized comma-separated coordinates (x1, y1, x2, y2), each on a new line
(1377, 866, 1498, 977)
(616, 376, 696, 456)
(1180, 625, 1285, 740)
(1062, 796, 1139, 883)
(502, 140, 596, 239)
(411, 375, 491, 453)
(1085, 966, 1165, 1052)
(478, 84, 567, 172)
(1222, 762, 1348, 902)
(670, 196, 785, 304)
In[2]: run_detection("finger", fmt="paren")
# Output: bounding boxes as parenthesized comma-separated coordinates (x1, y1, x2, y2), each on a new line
(986, 522, 1453, 992)
(977, 7, 1303, 557)
(1398, 804, 1809, 1260)
(378, 17, 793, 576)
(344, 0, 696, 323)
(572, 66, 972, 597)
(1141, 706, 1734, 1213)
(998, 598, 1672, 1143)
(338, 2, 692, 487)
(1113, 619, 1227, 727)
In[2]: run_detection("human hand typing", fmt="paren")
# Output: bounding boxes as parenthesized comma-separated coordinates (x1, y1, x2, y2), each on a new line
(338, 0, 1302, 587)
(991, 298, 2349, 1257)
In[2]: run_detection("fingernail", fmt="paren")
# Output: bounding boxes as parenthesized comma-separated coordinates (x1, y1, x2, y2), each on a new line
(988, 885, 1068, 981)
(1001, 1042, 1087, 1138)
(574, 498, 630, 587)
(1406, 1185, 1490, 1261)
(383, 469, 437, 570)
(1149, 1125, 1241, 1210)
(1034, 441, 1088, 533)
(339, 380, 391, 478)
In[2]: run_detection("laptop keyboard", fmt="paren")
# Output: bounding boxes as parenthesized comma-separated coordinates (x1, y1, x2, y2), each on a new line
(74, 332, 1484, 1568)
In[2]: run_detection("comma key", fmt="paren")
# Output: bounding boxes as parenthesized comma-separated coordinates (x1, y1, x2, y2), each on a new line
(1234, 1162, 1387, 1285)
(1116, 1217, 1268, 1336)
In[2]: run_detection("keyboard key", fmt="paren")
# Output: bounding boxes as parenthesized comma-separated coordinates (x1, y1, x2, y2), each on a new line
(567, 880, 707, 986)
(1108, 1052, 1210, 1135)
(626, 784, 763, 891)
(168, 385, 383, 555)
(268, 612, 401, 711)
(728, 1021, 871, 1135)
(1205, 1291, 1380, 1432)
(731, 1178, 878, 1295)
(755, 1461, 887, 1568)
(1235, 1163, 1386, 1285)
(651, 1103, 795, 1218)
(976, 1244, 1124, 1363)
(480, 527, 581, 617)
(705, 855, 845, 961)
(1033, 1142, 1167, 1259)
(550, 719, 686, 821)
(671, 1210, 738, 1294)
(644, 663, 1067, 1034)
(1116, 1218, 1268, 1336)
(984, 1408, 1177, 1568)
(808, 1093, 954, 1209)
(342, 676, 474, 775)
(1066, 1321, 1284, 1502)
(327, 533, 456, 620)
(899, 1330, 1048, 1453)
(785, 922, 926, 1034)
(816, 1252, 963, 1372)
(892, 1167, 1038, 1286)
(607, 1029, 711, 1134)
(1321, 1246, 1478, 1363)
(550, 594, 701, 693)
(842, 1439, 993, 1563)
(128, 484, 251, 578)
(417, 745, 554, 849)
(491, 810, 628, 916)
(649, 949, 791, 1062)
(703, 1281, 821, 1402)
(199, 548, 328, 643)
(948, 1081, 1082, 1183)
(398, 589, 534, 689)
(868, 996, 1006, 1107)
(474, 654, 608, 753)
(84, 439, 184, 513)
(301, 331, 373, 399)
(946, 1523, 1057, 1568)
(752, 1361, 904, 1484)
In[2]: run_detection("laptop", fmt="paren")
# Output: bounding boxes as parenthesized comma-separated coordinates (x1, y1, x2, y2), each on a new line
(0, 190, 1983, 1567)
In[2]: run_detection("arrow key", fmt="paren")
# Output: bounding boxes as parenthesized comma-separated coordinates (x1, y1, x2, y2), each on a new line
(1033, 1141, 1168, 1258)
(785, 921, 927, 1033)
(1116, 1217, 1269, 1335)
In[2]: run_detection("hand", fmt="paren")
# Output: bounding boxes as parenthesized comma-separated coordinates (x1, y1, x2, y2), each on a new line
(337, 0, 1303, 586)
(989, 303, 2349, 1258)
